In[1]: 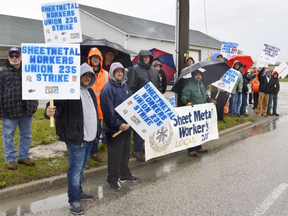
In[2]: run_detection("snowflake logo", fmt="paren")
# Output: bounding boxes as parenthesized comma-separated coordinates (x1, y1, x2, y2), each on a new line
(156, 126, 168, 143)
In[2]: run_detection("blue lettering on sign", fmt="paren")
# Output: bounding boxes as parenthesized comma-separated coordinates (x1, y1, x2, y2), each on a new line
(22, 46, 80, 56)
(36, 74, 69, 82)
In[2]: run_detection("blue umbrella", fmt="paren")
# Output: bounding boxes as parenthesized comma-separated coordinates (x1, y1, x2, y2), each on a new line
(205, 51, 221, 61)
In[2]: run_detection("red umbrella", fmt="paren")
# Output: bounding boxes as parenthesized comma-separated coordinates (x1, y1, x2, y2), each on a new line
(227, 55, 254, 73)
(131, 48, 176, 83)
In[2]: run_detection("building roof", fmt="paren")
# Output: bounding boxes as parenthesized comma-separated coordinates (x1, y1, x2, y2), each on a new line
(0, 14, 44, 46)
(0, 5, 221, 49)
(0, 14, 91, 46)
(79, 4, 221, 48)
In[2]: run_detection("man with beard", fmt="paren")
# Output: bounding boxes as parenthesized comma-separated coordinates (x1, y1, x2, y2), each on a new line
(0, 47, 38, 170)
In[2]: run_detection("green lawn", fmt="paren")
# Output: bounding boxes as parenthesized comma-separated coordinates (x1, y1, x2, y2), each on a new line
(0, 109, 254, 189)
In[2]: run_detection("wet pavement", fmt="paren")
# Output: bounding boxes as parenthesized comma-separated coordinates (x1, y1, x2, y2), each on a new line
(1, 83, 288, 216)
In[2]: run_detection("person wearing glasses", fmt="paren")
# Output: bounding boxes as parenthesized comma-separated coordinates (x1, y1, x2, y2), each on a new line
(0, 47, 38, 170)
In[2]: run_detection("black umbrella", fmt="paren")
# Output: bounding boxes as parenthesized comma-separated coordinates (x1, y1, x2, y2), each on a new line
(171, 60, 230, 95)
(80, 38, 132, 68)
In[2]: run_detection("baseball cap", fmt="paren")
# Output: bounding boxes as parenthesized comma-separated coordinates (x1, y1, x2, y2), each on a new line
(8, 47, 21, 55)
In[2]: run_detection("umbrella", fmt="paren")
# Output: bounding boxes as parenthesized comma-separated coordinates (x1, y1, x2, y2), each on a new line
(80, 38, 132, 68)
(130, 48, 176, 83)
(171, 60, 230, 95)
(227, 55, 254, 73)
(205, 50, 221, 60)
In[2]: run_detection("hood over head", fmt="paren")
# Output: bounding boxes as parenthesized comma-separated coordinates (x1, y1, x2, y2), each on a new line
(87, 47, 103, 70)
(232, 60, 241, 69)
(152, 59, 162, 68)
(80, 62, 96, 89)
(272, 71, 278, 79)
(109, 62, 128, 85)
(138, 50, 153, 69)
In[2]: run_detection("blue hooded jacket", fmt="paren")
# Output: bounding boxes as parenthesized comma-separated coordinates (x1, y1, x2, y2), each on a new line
(100, 62, 132, 134)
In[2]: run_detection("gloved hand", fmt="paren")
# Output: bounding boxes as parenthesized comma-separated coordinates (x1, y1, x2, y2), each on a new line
(186, 102, 193, 107)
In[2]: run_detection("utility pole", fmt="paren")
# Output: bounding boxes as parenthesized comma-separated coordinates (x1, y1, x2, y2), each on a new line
(175, 0, 189, 106)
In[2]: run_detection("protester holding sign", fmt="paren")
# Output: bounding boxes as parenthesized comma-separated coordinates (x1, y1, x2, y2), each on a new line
(100, 62, 140, 191)
(228, 61, 243, 117)
(181, 70, 216, 157)
(267, 71, 280, 116)
(0, 47, 38, 170)
(45, 63, 101, 215)
(256, 68, 271, 117)
(88, 47, 110, 162)
(127, 49, 161, 162)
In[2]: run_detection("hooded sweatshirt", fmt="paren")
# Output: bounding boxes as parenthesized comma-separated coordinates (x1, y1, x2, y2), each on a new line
(100, 62, 132, 133)
(87, 47, 109, 120)
(231, 60, 243, 94)
(127, 50, 161, 94)
(80, 63, 97, 142)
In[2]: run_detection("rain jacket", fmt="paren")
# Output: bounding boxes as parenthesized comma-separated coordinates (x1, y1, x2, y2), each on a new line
(0, 60, 38, 119)
(181, 71, 207, 105)
(88, 47, 110, 120)
(152, 60, 167, 94)
(231, 61, 243, 94)
(250, 75, 260, 93)
(44, 63, 101, 145)
(100, 62, 132, 134)
(127, 50, 161, 94)
(258, 68, 272, 94)
(269, 71, 280, 95)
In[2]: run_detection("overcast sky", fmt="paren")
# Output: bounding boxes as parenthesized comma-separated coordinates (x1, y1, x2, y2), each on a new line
(1, 0, 287, 61)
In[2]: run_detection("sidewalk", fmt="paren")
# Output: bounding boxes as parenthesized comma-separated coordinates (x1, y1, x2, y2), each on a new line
(0, 120, 254, 200)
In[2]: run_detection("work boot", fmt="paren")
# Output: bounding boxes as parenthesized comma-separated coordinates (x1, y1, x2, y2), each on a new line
(188, 151, 200, 158)
(90, 154, 102, 162)
(133, 151, 145, 162)
(7, 161, 17, 170)
(197, 148, 208, 153)
(18, 158, 35, 166)
(267, 113, 273, 116)
(273, 113, 279, 116)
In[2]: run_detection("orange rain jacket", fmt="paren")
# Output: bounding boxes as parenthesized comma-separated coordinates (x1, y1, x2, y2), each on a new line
(250, 75, 260, 93)
(88, 48, 110, 120)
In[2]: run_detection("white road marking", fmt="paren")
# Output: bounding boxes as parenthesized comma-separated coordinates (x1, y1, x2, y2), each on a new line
(250, 183, 288, 216)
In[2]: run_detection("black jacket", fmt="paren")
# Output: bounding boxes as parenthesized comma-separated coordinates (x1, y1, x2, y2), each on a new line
(269, 72, 280, 95)
(44, 88, 101, 145)
(127, 50, 161, 94)
(0, 60, 38, 119)
(258, 68, 272, 94)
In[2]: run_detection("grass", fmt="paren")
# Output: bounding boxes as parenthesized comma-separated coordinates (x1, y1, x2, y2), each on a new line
(0, 108, 254, 189)
(279, 78, 288, 82)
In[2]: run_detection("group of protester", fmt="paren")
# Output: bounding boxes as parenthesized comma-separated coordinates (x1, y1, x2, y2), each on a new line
(0, 46, 281, 215)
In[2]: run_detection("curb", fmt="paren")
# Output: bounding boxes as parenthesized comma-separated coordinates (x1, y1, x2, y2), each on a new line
(0, 120, 256, 200)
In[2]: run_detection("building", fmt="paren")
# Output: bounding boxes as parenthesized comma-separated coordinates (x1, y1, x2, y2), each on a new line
(0, 4, 221, 67)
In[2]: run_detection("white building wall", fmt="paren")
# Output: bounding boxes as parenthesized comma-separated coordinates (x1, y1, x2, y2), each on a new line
(80, 11, 126, 46)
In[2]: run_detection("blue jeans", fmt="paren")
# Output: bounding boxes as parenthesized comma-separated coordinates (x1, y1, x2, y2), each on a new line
(229, 93, 238, 114)
(267, 94, 278, 114)
(240, 92, 247, 115)
(235, 92, 242, 115)
(90, 138, 99, 155)
(66, 139, 93, 204)
(2, 114, 32, 162)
